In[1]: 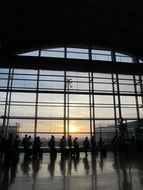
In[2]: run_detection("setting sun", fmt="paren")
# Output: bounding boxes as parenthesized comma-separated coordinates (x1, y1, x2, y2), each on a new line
(69, 124, 78, 133)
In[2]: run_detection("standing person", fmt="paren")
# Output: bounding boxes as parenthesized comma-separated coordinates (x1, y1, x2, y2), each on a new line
(22, 135, 32, 161)
(4, 134, 17, 166)
(111, 135, 118, 154)
(91, 135, 96, 155)
(0, 133, 8, 161)
(22, 134, 28, 154)
(73, 137, 79, 158)
(48, 135, 57, 157)
(59, 136, 66, 157)
(98, 137, 104, 153)
(14, 135, 21, 162)
(68, 135, 72, 156)
(83, 137, 90, 157)
(33, 136, 41, 159)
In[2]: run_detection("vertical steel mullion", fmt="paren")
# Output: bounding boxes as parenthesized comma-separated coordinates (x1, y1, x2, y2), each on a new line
(64, 47, 67, 138)
(111, 51, 118, 134)
(91, 72, 96, 135)
(67, 83, 69, 138)
(34, 69, 39, 138)
(89, 47, 95, 138)
(116, 74, 122, 119)
(6, 68, 14, 128)
(34, 50, 40, 138)
(88, 72, 92, 140)
(2, 68, 11, 133)
(64, 71, 67, 138)
(133, 75, 140, 120)
(139, 75, 143, 105)
(112, 73, 118, 135)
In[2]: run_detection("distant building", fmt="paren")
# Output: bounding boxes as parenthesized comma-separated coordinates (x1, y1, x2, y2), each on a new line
(0, 123, 21, 136)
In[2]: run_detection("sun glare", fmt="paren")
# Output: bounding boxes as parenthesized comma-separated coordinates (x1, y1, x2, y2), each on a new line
(69, 124, 78, 133)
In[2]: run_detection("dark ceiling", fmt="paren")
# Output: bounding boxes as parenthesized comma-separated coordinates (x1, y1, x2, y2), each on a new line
(0, 0, 143, 57)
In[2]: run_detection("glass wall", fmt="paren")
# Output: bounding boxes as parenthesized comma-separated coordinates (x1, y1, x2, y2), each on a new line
(19, 47, 135, 64)
(0, 67, 143, 143)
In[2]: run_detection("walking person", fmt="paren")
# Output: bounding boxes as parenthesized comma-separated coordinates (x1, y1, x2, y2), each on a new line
(73, 137, 79, 158)
(48, 135, 57, 157)
(68, 135, 72, 156)
(83, 137, 90, 158)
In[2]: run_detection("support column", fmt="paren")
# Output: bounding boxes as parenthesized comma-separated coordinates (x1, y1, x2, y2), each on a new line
(89, 72, 92, 139)
(111, 50, 118, 135)
(6, 68, 14, 128)
(34, 50, 40, 138)
(2, 68, 11, 133)
(91, 72, 96, 136)
(133, 57, 140, 120)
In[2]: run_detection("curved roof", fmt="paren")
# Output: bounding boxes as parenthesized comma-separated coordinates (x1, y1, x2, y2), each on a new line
(0, 0, 143, 57)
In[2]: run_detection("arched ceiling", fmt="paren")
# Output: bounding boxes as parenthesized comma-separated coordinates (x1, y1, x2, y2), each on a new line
(0, 0, 143, 57)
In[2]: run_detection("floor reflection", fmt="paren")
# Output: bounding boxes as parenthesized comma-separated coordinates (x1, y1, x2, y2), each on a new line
(82, 157, 90, 175)
(0, 163, 17, 190)
(48, 156, 56, 178)
(0, 150, 143, 190)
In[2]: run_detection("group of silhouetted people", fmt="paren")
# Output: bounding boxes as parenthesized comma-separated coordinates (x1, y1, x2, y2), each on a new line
(0, 133, 43, 166)
(22, 134, 42, 161)
(59, 135, 83, 158)
(48, 135, 103, 158)
(111, 134, 137, 154)
(0, 133, 20, 166)
(0, 132, 107, 166)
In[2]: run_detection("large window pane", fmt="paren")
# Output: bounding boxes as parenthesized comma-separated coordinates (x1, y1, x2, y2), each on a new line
(0, 69, 9, 88)
(38, 94, 64, 117)
(92, 49, 111, 61)
(41, 48, 65, 58)
(10, 93, 36, 117)
(67, 48, 89, 60)
(116, 53, 133, 63)
(120, 96, 137, 118)
(69, 94, 89, 118)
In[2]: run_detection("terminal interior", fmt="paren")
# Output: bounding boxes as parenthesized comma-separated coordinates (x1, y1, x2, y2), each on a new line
(1, 1, 143, 190)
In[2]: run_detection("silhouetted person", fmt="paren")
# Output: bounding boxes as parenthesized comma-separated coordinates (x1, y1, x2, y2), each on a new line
(0, 133, 8, 161)
(118, 135, 125, 151)
(91, 135, 97, 155)
(22, 135, 32, 161)
(83, 137, 90, 157)
(68, 135, 73, 156)
(111, 135, 118, 154)
(14, 135, 20, 162)
(4, 134, 17, 166)
(98, 137, 104, 153)
(48, 135, 57, 157)
(73, 137, 79, 158)
(22, 134, 28, 153)
(33, 136, 41, 159)
(59, 136, 66, 157)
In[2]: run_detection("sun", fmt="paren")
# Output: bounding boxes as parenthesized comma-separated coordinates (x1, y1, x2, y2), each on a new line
(69, 124, 78, 133)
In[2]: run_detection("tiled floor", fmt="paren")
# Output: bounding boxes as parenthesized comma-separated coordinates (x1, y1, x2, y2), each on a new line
(0, 149, 143, 190)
